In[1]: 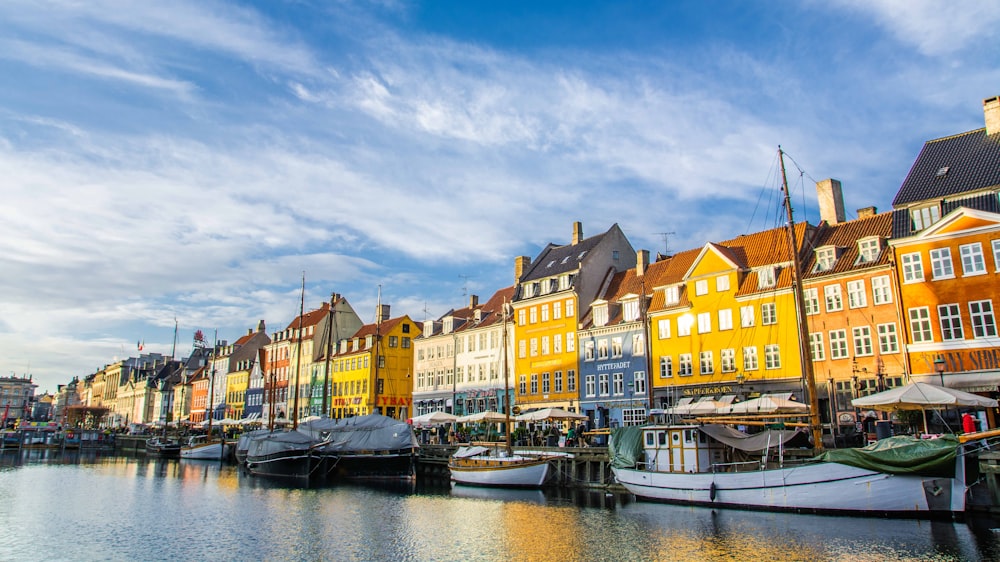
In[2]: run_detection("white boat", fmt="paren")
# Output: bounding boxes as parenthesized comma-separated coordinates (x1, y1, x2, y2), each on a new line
(180, 435, 231, 460)
(449, 446, 551, 487)
(611, 424, 967, 517)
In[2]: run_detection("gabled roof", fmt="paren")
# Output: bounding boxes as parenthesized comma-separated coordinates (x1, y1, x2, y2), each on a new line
(519, 224, 619, 282)
(284, 302, 331, 331)
(801, 212, 893, 278)
(892, 128, 1000, 207)
(896, 206, 1000, 242)
(891, 192, 1000, 238)
(331, 315, 419, 357)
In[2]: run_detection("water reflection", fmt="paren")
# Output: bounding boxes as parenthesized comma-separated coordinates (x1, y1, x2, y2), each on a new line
(1, 450, 998, 561)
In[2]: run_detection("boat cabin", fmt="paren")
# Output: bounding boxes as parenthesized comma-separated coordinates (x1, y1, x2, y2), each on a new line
(642, 425, 727, 473)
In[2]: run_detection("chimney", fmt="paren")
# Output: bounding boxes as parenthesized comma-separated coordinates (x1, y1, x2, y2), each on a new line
(572, 221, 583, 245)
(816, 179, 846, 225)
(514, 256, 531, 283)
(469, 294, 479, 308)
(856, 206, 877, 219)
(247, 328, 253, 336)
(985, 96, 1000, 136)
(636, 249, 650, 277)
(257, 320, 265, 332)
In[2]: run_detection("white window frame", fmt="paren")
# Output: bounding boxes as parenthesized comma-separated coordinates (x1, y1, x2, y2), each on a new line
(857, 237, 881, 264)
(742, 347, 758, 371)
(598, 373, 609, 396)
(829, 329, 848, 359)
(852, 326, 874, 357)
(657, 319, 671, 339)
(804, 288, 820, 315)
(809, 333, 825, 361)
(761, 302, 777, 325)
(716, 275, 730, 292)
(718, 309, 733, 331)
(938, 304, 964, 341)
(659, 356, 673, 378)
(814, 247, 836, 272)
(847, 279, 867, 309)
(993, 239, 1000, 272)
(695, 279, 709, 296)
(612, 372, 624, 396)
(764, 344, 781, 370)
(877, 323, 899, 354)
(740, 306, 755, 328)
(871, 276, 892, 305)
(908, 307, 933, 343)
(969, 300, 997, 338)
(678, 354, 693, 376)
(960, 243, 987, 276)
(697, 312, 712, 334)
(901, 252, 924, 283)
(930, 248, 954, 280)
(585, 375, 596, 397)
(824, 285, 843, 312)
(664, 286, 680, 305)
(699, 351, 714, 375)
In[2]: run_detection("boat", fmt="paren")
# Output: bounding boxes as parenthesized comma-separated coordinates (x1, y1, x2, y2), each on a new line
(235, 428, 272, 465)
(244, 429, 326, 479)
(180, 434, 231, 460)
(610, 148, 974, 518)
(300, 414, 419, 480)
(448, 300, 553, 488)
(145, 436, 181, 458)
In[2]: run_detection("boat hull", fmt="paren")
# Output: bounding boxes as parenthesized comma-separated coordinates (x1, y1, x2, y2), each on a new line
(449, 456, 551, 488)
(246, 449, 323, 479)
(180, 441, 231, 460)
(612, 461, 964, 518)
(145, 439, 181, 458)
(322, 450, 417, 481)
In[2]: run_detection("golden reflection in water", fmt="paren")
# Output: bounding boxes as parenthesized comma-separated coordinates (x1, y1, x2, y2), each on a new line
(647, 528, 827, 561)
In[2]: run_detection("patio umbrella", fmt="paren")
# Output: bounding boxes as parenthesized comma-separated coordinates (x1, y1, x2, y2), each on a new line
(852, 382, 998, 434)
(457, 411, 508, 423)
(410, 411, 459, 425)
(515, 408, 587, 421)
(718, 393, 809, 415)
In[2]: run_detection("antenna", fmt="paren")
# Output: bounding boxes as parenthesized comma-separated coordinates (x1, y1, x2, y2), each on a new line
(458, 274, 473, 296)
(422, 301, 431, 322)
(655, 232, 676, 256)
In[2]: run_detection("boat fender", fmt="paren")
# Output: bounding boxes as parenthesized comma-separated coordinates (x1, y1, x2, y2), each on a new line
(710, 482, 717, 502)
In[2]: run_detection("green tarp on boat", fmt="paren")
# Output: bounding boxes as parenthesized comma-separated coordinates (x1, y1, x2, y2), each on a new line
(609, 426, 644, 469)
(815, 435, 960, 478)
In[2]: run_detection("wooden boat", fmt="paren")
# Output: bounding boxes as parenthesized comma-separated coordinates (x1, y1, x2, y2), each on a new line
(180, 434, 231, 460)
(244, 430, 325, 479)
(449, 300, 553, 488)
(145, 436, 181, 458)
(611, 148, 972, 518)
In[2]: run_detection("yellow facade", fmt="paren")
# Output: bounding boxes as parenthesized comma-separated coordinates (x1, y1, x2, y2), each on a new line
(512, 293, 580, 410)
(225, 370, 249, 419)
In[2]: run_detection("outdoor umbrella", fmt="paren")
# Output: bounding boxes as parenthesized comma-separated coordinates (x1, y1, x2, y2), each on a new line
(515, 407, 587, 421)
(457, 411, 508, 423)
(852, 381, 998, 434)
(718, 393, 809, 415)
(410, 411, 459, 425)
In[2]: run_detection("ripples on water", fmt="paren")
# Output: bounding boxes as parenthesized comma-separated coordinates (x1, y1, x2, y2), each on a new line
(2, 449, 999, 561)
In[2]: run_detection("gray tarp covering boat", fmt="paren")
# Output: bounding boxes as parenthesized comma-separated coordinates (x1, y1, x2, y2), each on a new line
(297, 414, 418, 453)
(815, 434, 960, 478)
(697, 424, 812, 453)
(245, 429, 317, 458)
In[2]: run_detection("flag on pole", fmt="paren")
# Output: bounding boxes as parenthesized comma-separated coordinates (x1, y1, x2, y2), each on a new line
(137, 339, 144, 352)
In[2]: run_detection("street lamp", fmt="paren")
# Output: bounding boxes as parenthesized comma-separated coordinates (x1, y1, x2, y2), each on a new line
(934, 356, 947, 387)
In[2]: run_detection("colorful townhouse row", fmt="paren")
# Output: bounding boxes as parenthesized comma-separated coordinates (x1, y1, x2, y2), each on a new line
(54, 96, 1000, 440)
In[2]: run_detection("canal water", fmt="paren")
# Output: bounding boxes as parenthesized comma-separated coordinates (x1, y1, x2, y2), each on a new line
(2, 450, 1000, 561)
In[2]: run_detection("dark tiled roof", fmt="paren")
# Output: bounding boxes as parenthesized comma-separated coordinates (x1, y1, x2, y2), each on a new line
(801, 213, 893, 279)
(891, 192, 1000, 238)
(520, 230, 609, 282)
(892, 128, 1000, 206)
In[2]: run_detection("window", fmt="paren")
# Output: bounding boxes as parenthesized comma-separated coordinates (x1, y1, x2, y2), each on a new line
(553, 301, 561, 319)
(970, 300, 997, 338)
(716, 275, 730, 292)
(757, 267, 776, 288)
(721, 348, 736, 372)
(857, 238, 881, 263)
(542, 372, 550, 393)
(541, 336, 550, 355)
(518, 340, 526, 359)
(599, 373, 609, 395)
(930, 248, 954, 279)
(634, 371, 646, 395)
(815, 247, 837, 272)
(623, 408, 647, 426)
(901, 253, 924, 283)
(804, 288, 820, 315)
(829, 329, 848, 359)
(911, 205, 940, 231)
(593, 304, 608, 326)
(597, 340, 609, 360)
(529, 307, 538, 324)
(695, 279, 709, 296)
(678, 354, 693, 376)
(846, 280, 867, 308)
(566, 333, 575, 352)
(519, 375, 526, 395)
(613, 372, 624, 395)
(659, 356, 673, 378)
(658, 319, 671, 339)
(584, 341, 595, 361)
(809, 333, 825, 361)
(623, 300, 640, 322)
(761, 303, 777, 325)
(764, 344, 781, 369)
(585, 375, 596, 397)
(852, 326, 873, 356)
(664, 286, 680, 304)
(567, 369, 576, 391)
(530, 338, 538, 357)
(740, 306, 755, 328)
(632, 333, 645, 356)
(877, 323, 899, 354)
(718, 309, 733, 331)
(697, 312, 712, 334)
(530, 374, 538, 394)
(908, 307, 933, 343)
(938, 304, 964, 341)
(566, 300, 575, 317)
(742, 347, 758, 370)
(678, 315, 692, 336)
(994, 240, 1000, 272)
(611, 337, 623, 358)
(871, 276, 892, 305)
(541, 304, 550, 322)
(554, 371, 563, 393)
(518, 309, 526, 326)
(699, 351, 714, 375)
(402, 337, 411, 348)
(960, 243, 986, 275)
(824, 285, 843, 312)
(554, 334, 562, 354)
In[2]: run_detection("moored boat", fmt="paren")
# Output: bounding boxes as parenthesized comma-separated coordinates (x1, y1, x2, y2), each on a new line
(146, 436, 181, 458)
(180, 434, 231, 460)
(449, 445, 551, 487)
(244, 430, 325, 479)
(300, 414, 419, 480)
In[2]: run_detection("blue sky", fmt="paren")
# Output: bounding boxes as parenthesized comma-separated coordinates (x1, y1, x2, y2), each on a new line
(1, 1, 997, 394)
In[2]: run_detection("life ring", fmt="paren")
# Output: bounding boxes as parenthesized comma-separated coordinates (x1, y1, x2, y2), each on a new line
(67, 432, 75, 440)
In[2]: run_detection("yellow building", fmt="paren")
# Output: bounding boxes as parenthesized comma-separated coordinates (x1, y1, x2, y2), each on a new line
(329, 308, 420, 420)
(649, 224, 815, 408)
(512, 222, 635, 413)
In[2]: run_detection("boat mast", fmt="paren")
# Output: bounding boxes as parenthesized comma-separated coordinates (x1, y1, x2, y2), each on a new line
(640, 275, 655, 414)
(321, 293, 336, 417)
(208, 329, 217, 439)
(372, 285, 382, 416)
(292, 272, 305, 430)
(778, 147, 824, 452)
(502, 299, 513, 455)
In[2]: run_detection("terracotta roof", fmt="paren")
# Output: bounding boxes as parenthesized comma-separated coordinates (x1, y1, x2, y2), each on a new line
(801, 213, 893, 278)
(283, 302, 331, 331)
(892, 128, 1000, 207)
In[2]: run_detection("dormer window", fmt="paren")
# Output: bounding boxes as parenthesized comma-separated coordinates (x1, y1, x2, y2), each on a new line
(911, 205, 941, 232)
(857, 237, 882, 264)
(351, 338, 359, 351)
(814, 247, 837, 272)
(593, 303, 609, 327)
(443, 317, 454, 333)
(664, 286, 680, 305)
(365, 335, 373, 348)
(757, 267, 776, 289)
(558, 274, 570, 290)
(524, 283, 537, 298)
(424, 320, 435, 335)
(473, 309, 482, 323)
(623, 299, 640, 322)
